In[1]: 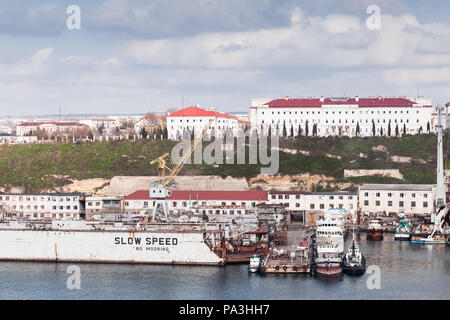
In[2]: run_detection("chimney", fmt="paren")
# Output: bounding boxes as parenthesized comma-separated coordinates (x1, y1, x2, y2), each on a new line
(285, 96, 289, 100)
(319, 96, 324, 103)
(355, 96, 359, 102)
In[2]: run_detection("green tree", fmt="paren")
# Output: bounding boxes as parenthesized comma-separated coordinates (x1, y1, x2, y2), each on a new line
(282, 121, 287, 138)
(140, 127, 148, 139)
(395, 124, 399, 136)
(372, 120, 376, 136)
(297, 124, 302, 139)
(305, 121, 309, 137)
(403, 123, 407, 136)
(356, 122, 360, 136)
(388, 121, 391, 136)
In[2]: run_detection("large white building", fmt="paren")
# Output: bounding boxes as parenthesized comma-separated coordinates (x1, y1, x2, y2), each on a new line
(16, 122, 88, 137)
(167, 106, 239, 140)
(250, 96, 435, 137)
(267, 190, 357, 218)
(358, 184, 435, 216)
(0, 193, 86, 220)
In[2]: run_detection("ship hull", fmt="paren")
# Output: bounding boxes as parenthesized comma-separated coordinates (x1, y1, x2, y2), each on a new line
(315, 265, 342, 276)
(0, 229, 224, 265)
(367, 230, 383, 241)
(343, 257, 366, 276)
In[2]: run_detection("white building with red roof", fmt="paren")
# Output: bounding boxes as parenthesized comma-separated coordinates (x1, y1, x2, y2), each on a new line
(123, 190, 268, 215)
(250, 96, 435, 137)
(167, 105, 239, 140)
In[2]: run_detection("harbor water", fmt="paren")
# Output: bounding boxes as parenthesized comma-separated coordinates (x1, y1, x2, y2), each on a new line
(0, 233, 448, 300)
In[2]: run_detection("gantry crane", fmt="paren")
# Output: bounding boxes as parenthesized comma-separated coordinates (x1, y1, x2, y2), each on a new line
(149, 119, 214, 220)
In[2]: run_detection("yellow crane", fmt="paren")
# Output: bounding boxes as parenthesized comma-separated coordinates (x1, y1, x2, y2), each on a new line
(148, 118, 214, 220)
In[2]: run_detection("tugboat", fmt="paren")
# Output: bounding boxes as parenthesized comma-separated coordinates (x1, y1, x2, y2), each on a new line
(343, 230, 366, 275)
(394, 218, 412, 241)
(248, 255, 261, 273)
(366, 219, 383, 241)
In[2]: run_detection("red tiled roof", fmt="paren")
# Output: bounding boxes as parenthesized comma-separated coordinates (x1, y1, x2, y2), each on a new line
(125, 190, 268, 201)
(168, 106, 238, 120)
(265, 97, 419, 108)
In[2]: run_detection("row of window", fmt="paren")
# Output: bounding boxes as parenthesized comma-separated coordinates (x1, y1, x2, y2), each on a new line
(363, 192, 429, 198)
(261, 109, 424, 116)
(363, 200, 428, 208)
(4, 205, 79, 211)
(0, 196, 79, 202)
(271, 194, 354, 200)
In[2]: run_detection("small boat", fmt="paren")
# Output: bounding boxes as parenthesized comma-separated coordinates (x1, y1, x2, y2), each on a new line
(411, 234, 446, 244)
(248, 255, 261, 273)
(343, 234, 366, 275)
(394, 218, 412, 241)
(367, 219, 383, 241)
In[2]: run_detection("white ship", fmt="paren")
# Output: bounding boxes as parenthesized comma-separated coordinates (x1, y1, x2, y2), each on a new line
(315, 211, 344, 253)
(0, 220, 226, 265)
(315, 210, 344, 276)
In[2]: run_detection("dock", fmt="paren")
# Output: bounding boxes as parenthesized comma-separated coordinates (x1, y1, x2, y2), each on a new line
(260, 226, 313, 274)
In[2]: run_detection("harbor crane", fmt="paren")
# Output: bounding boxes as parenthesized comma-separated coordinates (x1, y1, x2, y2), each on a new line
(426, 105, 450, 241)
(149, 119, 214, 221)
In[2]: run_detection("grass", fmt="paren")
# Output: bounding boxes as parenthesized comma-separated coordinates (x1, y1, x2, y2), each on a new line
(0, 132, 446, 192)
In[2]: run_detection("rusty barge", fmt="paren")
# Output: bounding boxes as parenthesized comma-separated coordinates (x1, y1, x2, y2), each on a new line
(0, 220, 226, 265)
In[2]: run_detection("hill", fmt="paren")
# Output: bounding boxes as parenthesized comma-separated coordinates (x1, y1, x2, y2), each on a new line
(0, 132, 447, 193)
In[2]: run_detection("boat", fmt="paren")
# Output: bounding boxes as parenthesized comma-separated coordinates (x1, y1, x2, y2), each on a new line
(315, 211, 344, 253)
(366, 219, 383, 241)
(343, 232, 365, 275)
(0, 220, 226, 265)
(248, 255, 261, 273)
(394, 218, 412, 241)
(411, 234, 447, 244)
(315, 243, 342, 276)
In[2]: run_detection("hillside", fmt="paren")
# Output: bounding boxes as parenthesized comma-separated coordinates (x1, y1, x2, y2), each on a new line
(0, 132, 447, 193)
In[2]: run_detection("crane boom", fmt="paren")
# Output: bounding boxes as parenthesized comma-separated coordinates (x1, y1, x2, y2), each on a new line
(163, 118, 213, 186)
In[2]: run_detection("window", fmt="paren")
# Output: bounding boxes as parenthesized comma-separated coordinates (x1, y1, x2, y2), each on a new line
(388, 201, 392, 206)
(376, 193, 380, 197)
(400, 193, 404, 198)
(423, 202, 428, 208)
(364, 192, 368, 197)
(411, 201, 416, 207)
(388, 193, 392, 197)
(310, 204, 315, 209)
(320, 204, 325, 209)
(376, 201, 380, 206)
(399, 201, 404, 207)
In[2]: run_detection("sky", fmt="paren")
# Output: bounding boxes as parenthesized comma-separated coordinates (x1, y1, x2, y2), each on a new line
(0, 0, 449, 116)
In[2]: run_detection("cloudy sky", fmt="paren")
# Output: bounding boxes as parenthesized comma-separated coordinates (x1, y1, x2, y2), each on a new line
(0, 0, 449, 116)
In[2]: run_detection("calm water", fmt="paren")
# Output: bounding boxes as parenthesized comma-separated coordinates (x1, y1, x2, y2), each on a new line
(0, 233, 448, 300)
